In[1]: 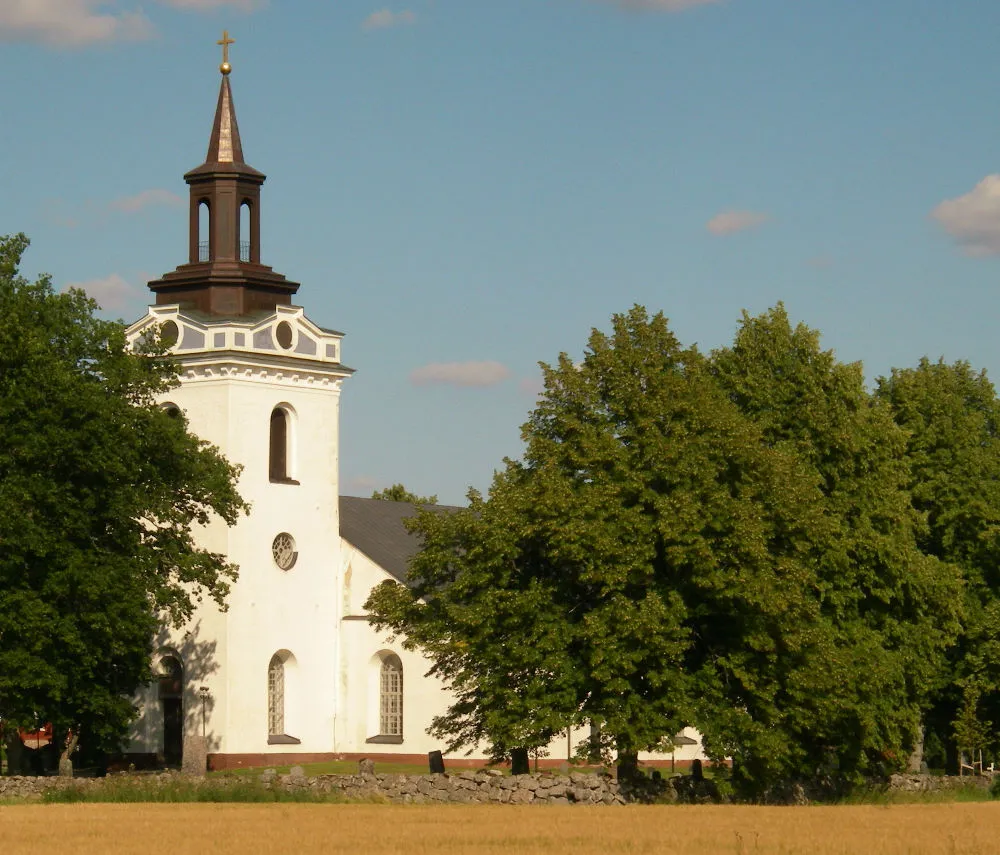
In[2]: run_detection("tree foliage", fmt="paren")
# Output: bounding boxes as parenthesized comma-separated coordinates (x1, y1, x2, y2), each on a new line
(367, 303, 980, 794)
(709, 306, 962, 786)
(0, 234, 248, 756)
(877, 358, 1000, 764)
(371, 484, 438, 505)
(369, 307, 847, 784)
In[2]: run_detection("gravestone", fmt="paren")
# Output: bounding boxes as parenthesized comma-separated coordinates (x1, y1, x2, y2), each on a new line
(428, 750, 446, 774)
(511, 748, 530, 776)
(358, 758, 375, 775)
(691, 759, 704, 782)
(181, 735, 207, 777)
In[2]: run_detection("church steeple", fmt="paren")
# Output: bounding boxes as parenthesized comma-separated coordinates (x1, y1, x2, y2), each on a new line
(148, 33, 299, 317)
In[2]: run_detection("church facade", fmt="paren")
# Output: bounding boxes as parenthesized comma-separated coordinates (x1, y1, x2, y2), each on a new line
(124, 53, 705, 771)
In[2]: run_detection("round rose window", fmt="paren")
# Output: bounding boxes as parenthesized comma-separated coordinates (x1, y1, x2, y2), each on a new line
(272, 533, 297, 570)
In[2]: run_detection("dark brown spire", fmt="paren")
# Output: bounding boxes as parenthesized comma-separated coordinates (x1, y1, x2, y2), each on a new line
(147, 49, 299, 317)
(206, 75, 245, 165)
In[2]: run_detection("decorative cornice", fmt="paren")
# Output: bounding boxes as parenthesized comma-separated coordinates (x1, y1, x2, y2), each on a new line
(181, 361, 346, 390)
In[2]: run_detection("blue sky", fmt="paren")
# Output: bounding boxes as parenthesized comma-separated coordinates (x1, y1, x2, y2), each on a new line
(4, 0, 1000, 504)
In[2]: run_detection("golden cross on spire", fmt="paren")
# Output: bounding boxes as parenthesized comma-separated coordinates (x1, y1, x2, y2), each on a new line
(217, 30, 235, 74)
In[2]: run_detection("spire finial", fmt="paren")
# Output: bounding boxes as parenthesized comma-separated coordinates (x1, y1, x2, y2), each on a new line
(217, 30, 235, 75)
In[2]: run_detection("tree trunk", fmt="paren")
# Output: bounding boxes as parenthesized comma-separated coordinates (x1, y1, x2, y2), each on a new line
(907, 723, 925, 773)
(588, 721, 602, 764)
(616, 750, 639, 781)
(58, 731, 78, 778)
(511, 747, 530, 775)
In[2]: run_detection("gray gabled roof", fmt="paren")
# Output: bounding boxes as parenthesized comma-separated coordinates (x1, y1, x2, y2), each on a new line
(339, 496, 457, 585)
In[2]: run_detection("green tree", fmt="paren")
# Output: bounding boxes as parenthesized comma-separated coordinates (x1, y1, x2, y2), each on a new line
(0, 234, 248, 763)
(367, 306, 836, 786)
(953, 681, 992, 769)
(371, 484, 438, 505)
(709, 306, 962, 784)
(877, 358, 1000, 767)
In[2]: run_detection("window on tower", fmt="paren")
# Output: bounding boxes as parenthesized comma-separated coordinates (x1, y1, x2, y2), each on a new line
(268, 406, 297, 484)
(239, 201, 252, 262)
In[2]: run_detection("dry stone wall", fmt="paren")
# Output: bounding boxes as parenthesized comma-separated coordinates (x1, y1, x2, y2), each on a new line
(270, 768, 627, 804)
(1, 769, 990, 805)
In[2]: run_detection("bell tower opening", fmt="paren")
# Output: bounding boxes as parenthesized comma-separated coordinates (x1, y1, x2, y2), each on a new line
(198, 200, 211, 262)
(239, 201, 252, 263)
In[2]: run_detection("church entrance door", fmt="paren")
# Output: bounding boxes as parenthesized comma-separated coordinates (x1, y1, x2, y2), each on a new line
(159, 656, 184, 768)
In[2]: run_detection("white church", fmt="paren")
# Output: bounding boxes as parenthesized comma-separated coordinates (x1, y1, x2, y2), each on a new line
(123, 47, 704, 772)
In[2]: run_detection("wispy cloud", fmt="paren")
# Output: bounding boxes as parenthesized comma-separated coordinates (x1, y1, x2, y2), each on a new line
(362, 9, 416, 31)
(410, 361, 511, 388)
(518, 376, 545, 399)
(109, 189, 183, 214)
(932, 175, 1000, 256)
(157, 0, 265, 9)
(595, 0, 722, 11)
(0, 1, 153, 47)
(706, 209, 770, 236)
(807, 255, 835, 270)
(64, 273, 139, 312)
(0, 0, 264, 47)
(345, 475, 379, 494)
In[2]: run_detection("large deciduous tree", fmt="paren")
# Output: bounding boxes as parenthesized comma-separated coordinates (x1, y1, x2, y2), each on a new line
(367, 306, 841, 788)
(877, 358, 1000, 767)
(0, 234, 248, 762)
(709, 305, 962, 785)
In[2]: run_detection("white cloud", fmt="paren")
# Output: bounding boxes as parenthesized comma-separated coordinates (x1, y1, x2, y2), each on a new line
(109, 189, 183, 214)
(0, 1, 153, 46)
(410, 361, 511, 388)
(932, 175, 1000, 256)
(362, 9, 416, 31)
(596, 0, 721, 11)
(706, 209, 769, 236)
(0, 0, 266, 47)
(64, 273, 138, 312)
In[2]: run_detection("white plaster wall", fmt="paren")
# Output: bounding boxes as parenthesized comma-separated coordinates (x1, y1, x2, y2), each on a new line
(337, 542, 451, 756)
(191, 373, 343, 755)
(125, 306, 349, 758)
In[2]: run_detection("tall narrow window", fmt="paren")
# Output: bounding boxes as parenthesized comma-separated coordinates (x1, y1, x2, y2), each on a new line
(380, 655, 403, 738)
(239, 201, 251, 262)
(267, 654, 284, 736)
(198, 200, 210, 262)
(269, 408, 288, 482)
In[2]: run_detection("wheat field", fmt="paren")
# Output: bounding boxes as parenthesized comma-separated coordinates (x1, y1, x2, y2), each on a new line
(2, 803, 999, 854)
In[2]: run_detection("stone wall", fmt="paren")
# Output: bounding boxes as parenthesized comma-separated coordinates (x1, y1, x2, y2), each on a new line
(290, 769, 627, 805)
(1, 769, 990, 805)
(0, 770, 628, 805)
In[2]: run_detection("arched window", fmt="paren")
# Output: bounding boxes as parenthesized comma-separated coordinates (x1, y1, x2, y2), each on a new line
(239, 201, 252, 262)
(380, 654, 403, 738)
(198, 200, 211, 262)
(267, 654, 284, 736)
(269, 407, 289, 482)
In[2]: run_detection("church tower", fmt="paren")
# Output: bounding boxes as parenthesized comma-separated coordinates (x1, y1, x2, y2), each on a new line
(126, 37, 353, 768)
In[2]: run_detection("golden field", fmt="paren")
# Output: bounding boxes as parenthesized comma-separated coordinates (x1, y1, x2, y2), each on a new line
(2, 803, 1000, 854)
